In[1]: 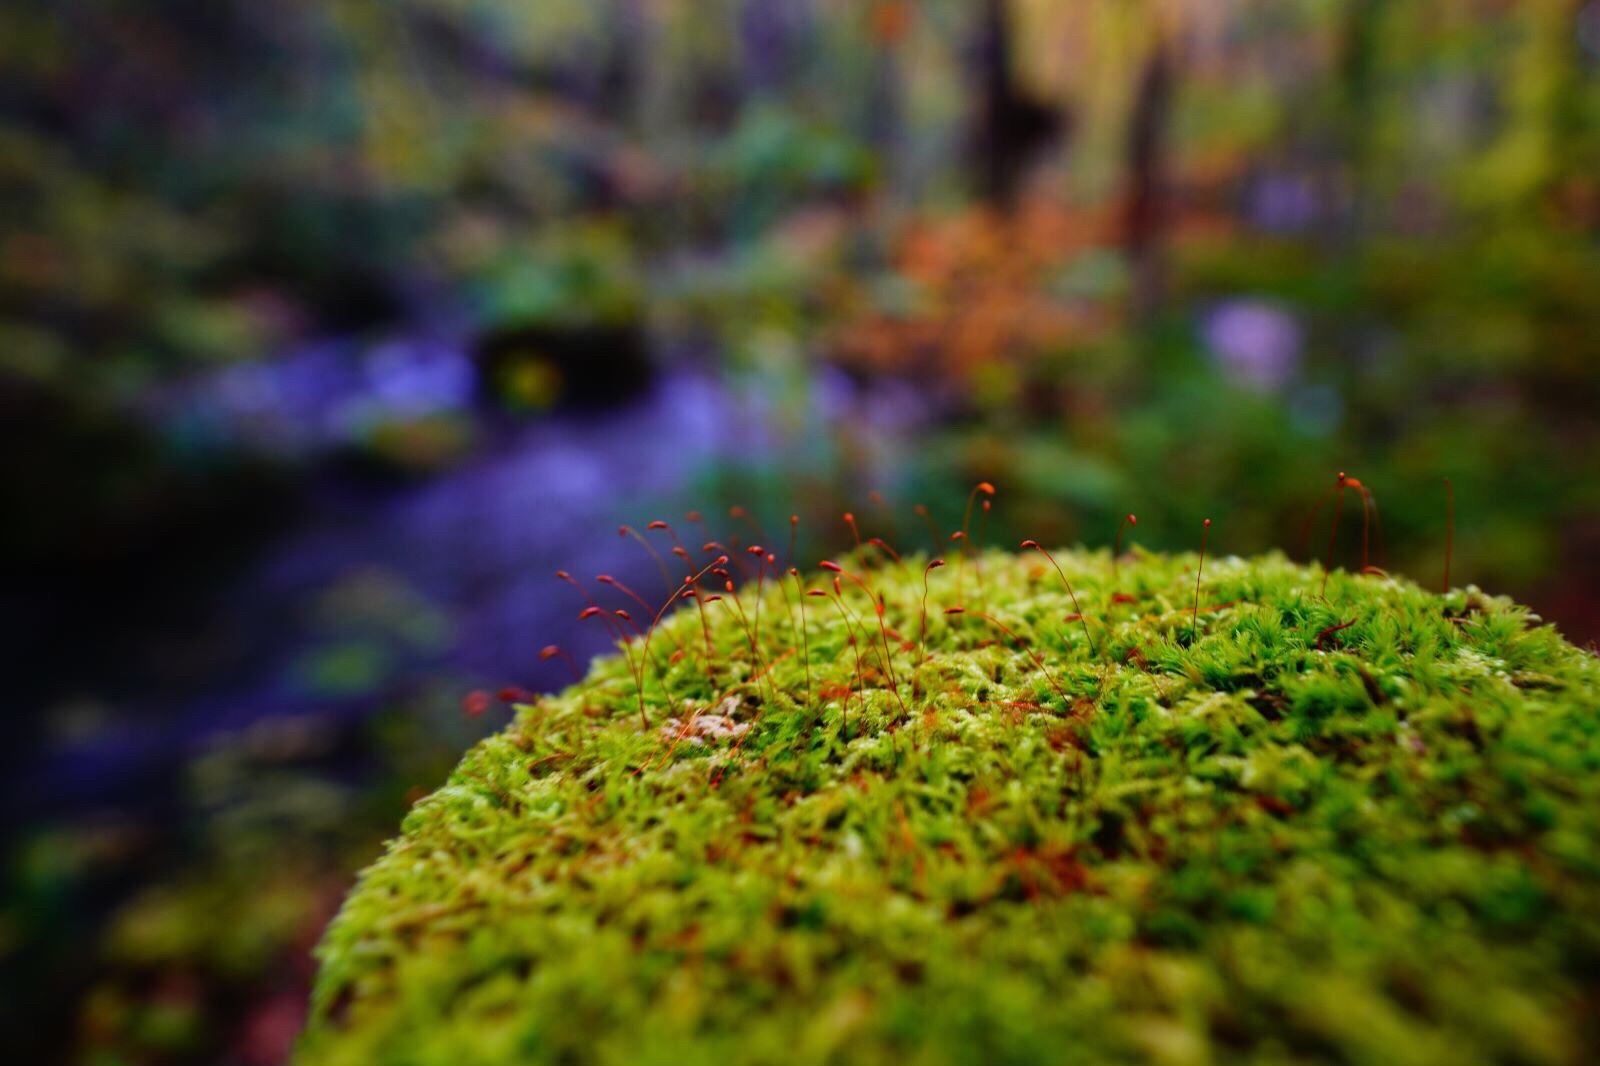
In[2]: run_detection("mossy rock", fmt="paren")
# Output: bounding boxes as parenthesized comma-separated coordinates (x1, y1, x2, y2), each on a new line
(301, 550, 1600, 1066)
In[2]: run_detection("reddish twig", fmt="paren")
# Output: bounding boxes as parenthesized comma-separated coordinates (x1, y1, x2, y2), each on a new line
(810, 588, 863, 737)
(913, 503, 942, 552)
(539, 643, 583, 684)
(1191, 518, 1211, 645)
(1020, 540, 1095, 657)
(618, 525, 675, 593)
(1315, 619, 1356, 650)
(1113, 513, 1137, 582)
(1321, 472, 1347, 597)
(1443, 477, 1455, 594)
(957, 481, 996, 596)
(790, 567, 811, 706)
(945, 607, 1070, 708)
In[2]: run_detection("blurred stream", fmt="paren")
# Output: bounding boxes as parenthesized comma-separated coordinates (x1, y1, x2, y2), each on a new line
(25, 374, 702, 811)
(20, 329, 928, 819)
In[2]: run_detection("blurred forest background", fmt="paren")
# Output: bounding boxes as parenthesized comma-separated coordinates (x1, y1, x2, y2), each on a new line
(2, 1, 1598, 1062)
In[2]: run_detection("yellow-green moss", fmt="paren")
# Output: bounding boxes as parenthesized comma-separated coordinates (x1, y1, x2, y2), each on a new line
(300, 549, 1600, 1066)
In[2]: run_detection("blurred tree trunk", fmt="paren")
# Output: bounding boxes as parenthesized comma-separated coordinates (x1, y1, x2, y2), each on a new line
(1335, 0, 1379, 239)
(1502, 0, 1593, 218)
(972, 0, 1060, 207)
(865, 3, 906, 157)
(741, 0, 810, 97)
(1123, 34, 1173, 315)
(603, 0, 646, 124)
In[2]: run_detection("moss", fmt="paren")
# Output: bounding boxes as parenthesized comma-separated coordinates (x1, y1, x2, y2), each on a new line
(300, 549, 1600, 1066)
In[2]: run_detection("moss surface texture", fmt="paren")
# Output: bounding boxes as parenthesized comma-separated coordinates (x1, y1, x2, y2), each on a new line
(301, 548, 1600, 1066)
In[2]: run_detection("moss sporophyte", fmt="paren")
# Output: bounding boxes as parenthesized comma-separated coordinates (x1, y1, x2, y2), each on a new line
(304, 488, 1600, 1066)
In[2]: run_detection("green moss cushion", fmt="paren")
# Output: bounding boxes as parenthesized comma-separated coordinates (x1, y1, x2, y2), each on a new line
(300, 551, 1600, 1066)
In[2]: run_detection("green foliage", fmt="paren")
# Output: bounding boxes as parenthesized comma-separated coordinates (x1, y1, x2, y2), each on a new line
(301, 549, 1600, 1065)
(469, 221, 645, 329)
